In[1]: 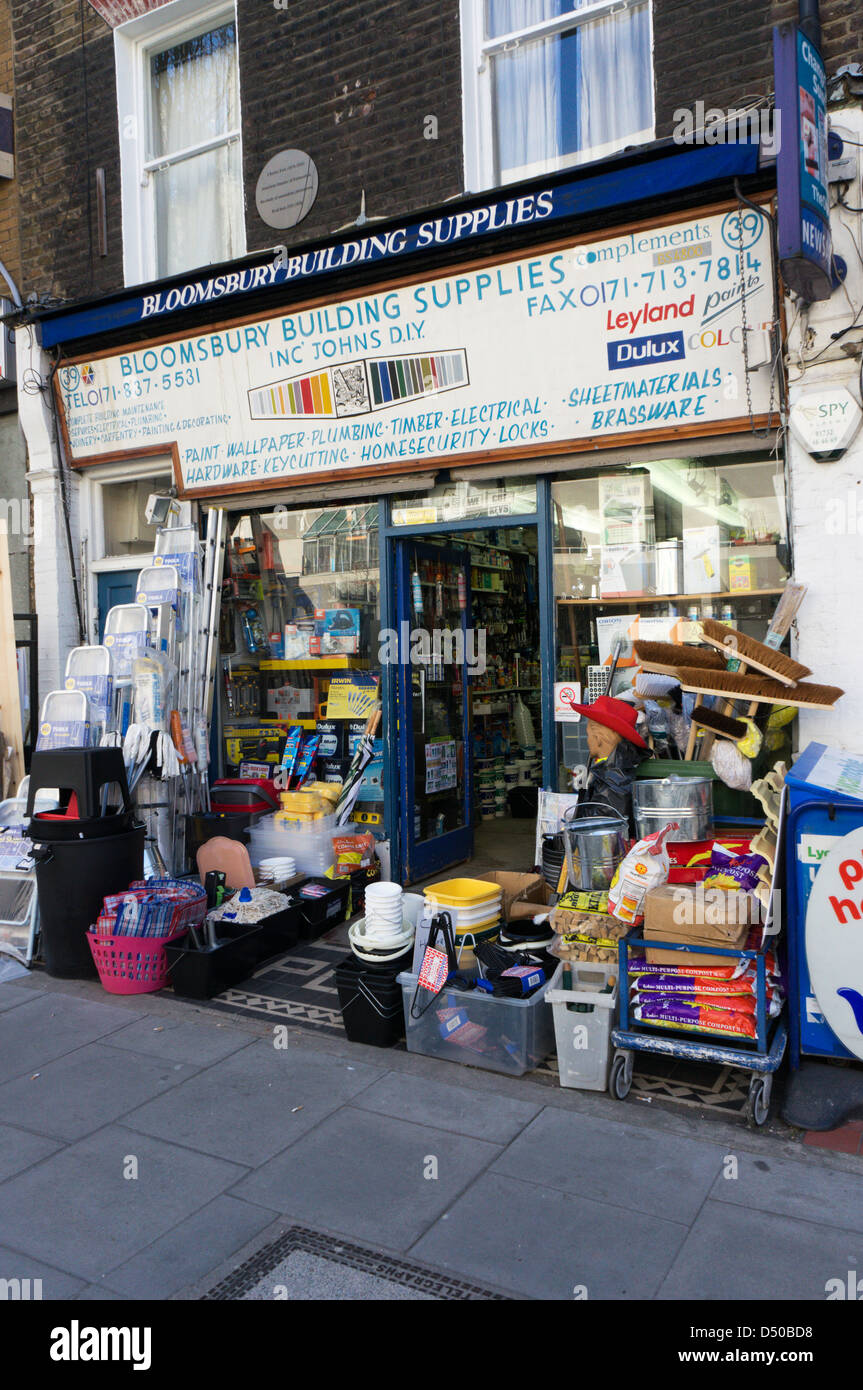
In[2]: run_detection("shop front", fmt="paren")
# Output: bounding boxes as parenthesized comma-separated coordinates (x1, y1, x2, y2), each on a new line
(38, 175, 785, 887)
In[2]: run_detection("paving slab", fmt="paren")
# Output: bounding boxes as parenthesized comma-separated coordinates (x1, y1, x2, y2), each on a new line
(350, 1070, 541, 1144)
(0, 982, 40, 1013)
(492, 1106, 725, 1224)
(658, 1199, 863, 1301)
(101, 1014, 254, 1066)
(0, 991, 133, 1084)
(0, 1245, 86, 1301)
(709, 1149, 863, 1234)
(76, 1284, 129, 1300)
(232, 1107, 502, 1250)
(0, 1124, 247, 1282)
(124, 1041, 385, 1166)
(0, 1041, 199, 1141)
(103, 1194, 277, 1299)
(412, 1170, 688, 1299)
(0, 1121, 62, 1183)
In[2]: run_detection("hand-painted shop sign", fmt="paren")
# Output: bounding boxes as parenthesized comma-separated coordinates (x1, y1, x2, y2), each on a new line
(773, 23, 832, 301)
(37, 143, 762, 348)
(55, 206, 776, 497)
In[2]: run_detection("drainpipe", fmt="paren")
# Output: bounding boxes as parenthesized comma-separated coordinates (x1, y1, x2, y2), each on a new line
(798, 0, 821, 49)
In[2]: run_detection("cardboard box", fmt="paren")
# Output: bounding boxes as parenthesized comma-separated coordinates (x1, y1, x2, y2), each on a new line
(508, 878, 555, 922)
(598, 473, 654, 546)
(643, 884, 757, 966)
(599, 544, 655, 597)
(473, 871, 544, 920)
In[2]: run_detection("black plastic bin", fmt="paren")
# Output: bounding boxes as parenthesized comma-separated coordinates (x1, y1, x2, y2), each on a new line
(335, 954, 406, 1047)
(256, 901, 304, 957)
(166, 922, 265, 999)
(30, 823, 146, 979)
(286, 876, 351, 941)
(185, 811, 262, 868)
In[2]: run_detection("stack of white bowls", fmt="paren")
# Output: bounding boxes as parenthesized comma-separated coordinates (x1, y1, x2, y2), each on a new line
(349, 881, 415, 965)
(258, 856, 297, 883)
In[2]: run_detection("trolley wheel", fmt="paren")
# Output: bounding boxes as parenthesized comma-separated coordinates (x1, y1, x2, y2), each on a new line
(610, 1049, 633, 1101)
(746, 1073, 772, 1128)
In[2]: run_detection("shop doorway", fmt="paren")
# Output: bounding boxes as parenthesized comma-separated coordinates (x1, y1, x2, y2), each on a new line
(97, 570, 140, 642)
(392, 521, 542, 885)
(395, 539, 473, 881)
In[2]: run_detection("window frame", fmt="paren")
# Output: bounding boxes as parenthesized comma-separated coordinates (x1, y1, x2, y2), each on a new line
(460, 0, 656, 192)
(114, 0, 245, 287)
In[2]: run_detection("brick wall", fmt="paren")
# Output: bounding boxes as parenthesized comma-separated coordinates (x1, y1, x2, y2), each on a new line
(11, 0, 122, 301)
(8, 0, 863, 304)
(237, 0, 463, 256)
(654, 0, 862, 136)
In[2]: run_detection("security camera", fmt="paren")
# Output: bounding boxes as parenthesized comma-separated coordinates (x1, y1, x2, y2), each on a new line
(145, 494, 180, 526)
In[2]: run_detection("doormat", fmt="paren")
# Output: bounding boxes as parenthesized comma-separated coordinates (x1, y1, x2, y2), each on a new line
(189, 940, 348, 1038)
(194, 946, 748, 1116)
(202, 1224, 510, 1301)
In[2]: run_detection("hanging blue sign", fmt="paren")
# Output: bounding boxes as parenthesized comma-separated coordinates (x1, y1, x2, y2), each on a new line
(773, 23, 832, 301)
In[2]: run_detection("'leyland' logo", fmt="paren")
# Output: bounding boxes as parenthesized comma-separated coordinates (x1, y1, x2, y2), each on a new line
(607, 332, 685, 370)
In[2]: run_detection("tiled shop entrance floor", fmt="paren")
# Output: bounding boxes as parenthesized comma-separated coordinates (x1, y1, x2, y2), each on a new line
(203, 1225, 511, 1300)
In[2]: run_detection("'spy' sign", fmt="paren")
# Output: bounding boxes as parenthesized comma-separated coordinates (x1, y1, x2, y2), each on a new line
(773, 23, 832, 301)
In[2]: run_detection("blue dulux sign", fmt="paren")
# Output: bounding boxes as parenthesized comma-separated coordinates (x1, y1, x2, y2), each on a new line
(607, 330, 685, 370)
(773, 23, 832, 301)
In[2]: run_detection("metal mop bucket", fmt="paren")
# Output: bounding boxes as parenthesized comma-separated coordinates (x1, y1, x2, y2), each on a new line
(561, 802, 628, 892)
(632, 776, 713, 842)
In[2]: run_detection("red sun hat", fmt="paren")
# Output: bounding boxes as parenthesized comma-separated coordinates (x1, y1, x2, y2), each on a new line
(566, 694, 648, 749)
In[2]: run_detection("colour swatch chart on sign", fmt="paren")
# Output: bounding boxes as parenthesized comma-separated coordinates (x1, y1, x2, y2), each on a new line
(425, 740, 457, 794)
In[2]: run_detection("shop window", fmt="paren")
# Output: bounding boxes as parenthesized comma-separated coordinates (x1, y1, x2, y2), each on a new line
(101, 477, 174, 557)
(461, 0, 654, 191)
(115, 3, 245, 284)
(551, 454, 791, 789)
(219, 504, 382, 793)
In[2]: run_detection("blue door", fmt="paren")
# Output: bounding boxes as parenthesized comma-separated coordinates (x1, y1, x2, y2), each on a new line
(97, 571, 139, 642)
(396, 539, 473, 883)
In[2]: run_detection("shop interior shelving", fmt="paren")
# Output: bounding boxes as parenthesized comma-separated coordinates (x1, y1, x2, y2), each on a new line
(556, 588, 786, 605)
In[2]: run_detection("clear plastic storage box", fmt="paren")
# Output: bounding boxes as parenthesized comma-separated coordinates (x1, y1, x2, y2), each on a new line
(397, 970, 556, 1076)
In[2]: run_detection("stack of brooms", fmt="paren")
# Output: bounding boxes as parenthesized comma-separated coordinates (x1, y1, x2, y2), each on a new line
(634, 621, 843, 761)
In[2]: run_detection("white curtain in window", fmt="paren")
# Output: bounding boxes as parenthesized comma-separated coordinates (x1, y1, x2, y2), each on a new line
(576, 5, 652, 152)
(492, 0, 561, 180)
(489, 0, 652, 179)
(151, 25, 242, 277)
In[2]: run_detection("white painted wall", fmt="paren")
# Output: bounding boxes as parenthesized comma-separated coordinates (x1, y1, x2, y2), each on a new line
(16, 330, 81, 698)
(786, 101, 863, 755)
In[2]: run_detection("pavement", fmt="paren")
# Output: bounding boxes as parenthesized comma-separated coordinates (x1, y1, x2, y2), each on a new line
(1, 967, 862, 1302)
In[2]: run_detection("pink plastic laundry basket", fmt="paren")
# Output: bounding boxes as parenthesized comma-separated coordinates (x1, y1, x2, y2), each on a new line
(87, 926, 188, 995)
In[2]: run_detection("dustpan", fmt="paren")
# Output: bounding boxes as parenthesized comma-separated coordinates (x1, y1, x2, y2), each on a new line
(196, 836, 255, 890)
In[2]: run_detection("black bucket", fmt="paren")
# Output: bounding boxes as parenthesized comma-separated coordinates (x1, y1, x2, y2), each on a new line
(30, 823, 146, 979)
(336, 954, 406, 1047)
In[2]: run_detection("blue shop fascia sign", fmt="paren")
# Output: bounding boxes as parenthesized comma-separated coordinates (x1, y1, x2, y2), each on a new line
(37, 142, 763, 349)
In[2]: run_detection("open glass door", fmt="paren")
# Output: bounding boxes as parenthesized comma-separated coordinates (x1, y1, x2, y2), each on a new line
(396, 539, 473, 883)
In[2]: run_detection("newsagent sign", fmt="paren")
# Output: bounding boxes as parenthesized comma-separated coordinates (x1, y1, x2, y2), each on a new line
(55, 207, 775, 497)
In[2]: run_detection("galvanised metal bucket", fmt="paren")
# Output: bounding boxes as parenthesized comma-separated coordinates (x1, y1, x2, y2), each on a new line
(562, 802, 628, 892)
(632, 776, 713, 843)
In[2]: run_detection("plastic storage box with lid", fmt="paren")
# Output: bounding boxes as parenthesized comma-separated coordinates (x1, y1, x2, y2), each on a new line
(546, 961, 618, 1090)
(397, 969, 555, 1076)
(785, 742, 863, 1066)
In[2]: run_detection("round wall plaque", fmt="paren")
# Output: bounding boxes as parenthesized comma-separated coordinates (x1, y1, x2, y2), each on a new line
(255, 149, 318, 230)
